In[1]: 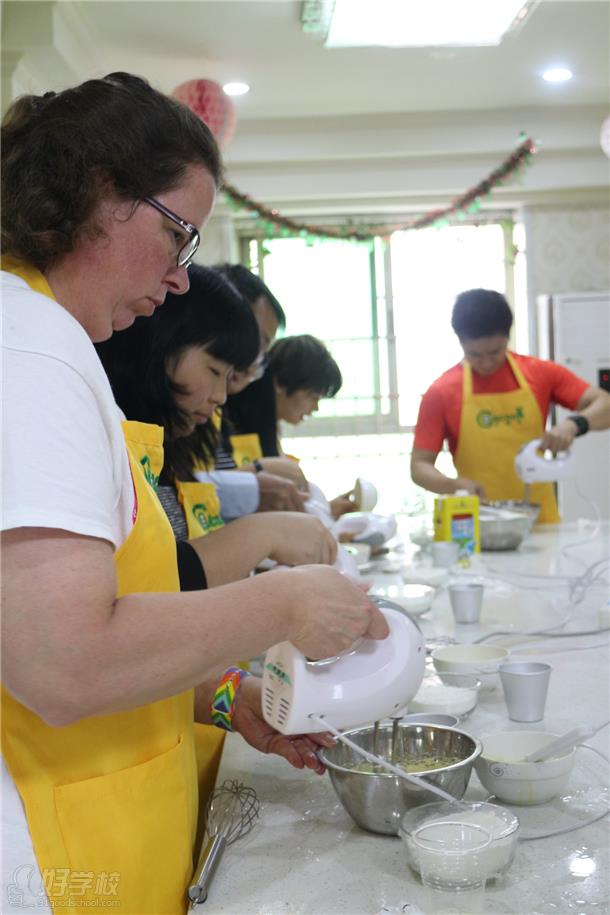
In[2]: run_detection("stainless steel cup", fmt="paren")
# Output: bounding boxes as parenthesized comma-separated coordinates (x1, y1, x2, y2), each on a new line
(448, 583, 484, 623)
(499, 662, 552, 722)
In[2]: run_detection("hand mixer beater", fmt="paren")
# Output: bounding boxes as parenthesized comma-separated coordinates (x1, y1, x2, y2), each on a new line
(188, 779, 260, 908)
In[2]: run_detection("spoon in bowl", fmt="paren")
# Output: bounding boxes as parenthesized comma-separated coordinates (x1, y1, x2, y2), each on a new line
(523, 719, 610, 763)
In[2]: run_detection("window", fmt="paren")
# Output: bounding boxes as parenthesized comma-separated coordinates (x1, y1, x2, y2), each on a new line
(241, 217, 523, 512)
(246, 235, 397, 434)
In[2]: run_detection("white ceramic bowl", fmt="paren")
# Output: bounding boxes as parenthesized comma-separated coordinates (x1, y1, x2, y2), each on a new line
(431, 645, 510, 692)
(401, 712, 460, 727)
(409, 672, 481, 719)
(409, 527, 434, 549)
(354, 477, 378, 512)
(371, 583, 435, 617)
(475, 730, 576, 805)
(401, 566, 448, 588)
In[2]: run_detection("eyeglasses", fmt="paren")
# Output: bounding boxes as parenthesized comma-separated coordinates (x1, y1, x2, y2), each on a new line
(143, 197, 200, 268)
(250, 351, 270, 382)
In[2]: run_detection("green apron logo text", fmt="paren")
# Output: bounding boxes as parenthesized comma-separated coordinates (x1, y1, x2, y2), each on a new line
(476, 406, 525, 429)
(140, 455, 159, 490)
(192, 503, 224, 533)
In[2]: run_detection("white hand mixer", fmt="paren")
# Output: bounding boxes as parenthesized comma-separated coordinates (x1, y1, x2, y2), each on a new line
(262, 598, 467, 805)
(261, 599, 425, 735)
(515, 438, 576, 503)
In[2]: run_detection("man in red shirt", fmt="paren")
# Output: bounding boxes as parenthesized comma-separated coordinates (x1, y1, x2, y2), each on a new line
(411, 289, 610, 522)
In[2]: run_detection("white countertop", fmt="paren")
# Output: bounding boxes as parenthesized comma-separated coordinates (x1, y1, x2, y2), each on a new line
(196, 522, 610, 915)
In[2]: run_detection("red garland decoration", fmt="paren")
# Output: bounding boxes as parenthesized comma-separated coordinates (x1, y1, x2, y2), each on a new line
(222, 137, 536, 241)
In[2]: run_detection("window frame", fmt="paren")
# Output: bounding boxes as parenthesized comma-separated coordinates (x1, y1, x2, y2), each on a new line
(238, 212, 518, 438)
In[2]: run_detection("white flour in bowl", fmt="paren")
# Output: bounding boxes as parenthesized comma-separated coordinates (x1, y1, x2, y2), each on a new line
(410, 682, 478, 716)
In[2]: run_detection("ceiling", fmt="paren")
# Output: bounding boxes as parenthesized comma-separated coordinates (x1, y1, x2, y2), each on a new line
(3, 0, 609, 122)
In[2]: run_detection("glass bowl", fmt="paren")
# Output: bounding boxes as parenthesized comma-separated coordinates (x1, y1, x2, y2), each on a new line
(409, 672, 481, 719)
(399, 800, 520, 881)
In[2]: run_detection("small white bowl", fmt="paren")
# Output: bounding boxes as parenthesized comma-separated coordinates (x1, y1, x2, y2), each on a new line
(401, 712, 460, 728)
(401, 566, 448, 588)
(409, 528, 434, 549)
(354, 477, 378, 512)
(431, 644, 510, 692)
(409, 672, 481, 719)
(475, 731, 576, 805)
(371, 583, 435, 617)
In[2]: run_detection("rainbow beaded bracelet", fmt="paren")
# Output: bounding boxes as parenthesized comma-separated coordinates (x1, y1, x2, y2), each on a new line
(210, 666, 251, 731)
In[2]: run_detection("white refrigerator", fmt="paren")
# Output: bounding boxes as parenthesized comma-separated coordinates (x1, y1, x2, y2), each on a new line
(537, 291, 610, 521)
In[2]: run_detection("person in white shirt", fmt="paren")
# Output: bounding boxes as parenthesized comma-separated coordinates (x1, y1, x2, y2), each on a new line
(1, 72, 387, 914)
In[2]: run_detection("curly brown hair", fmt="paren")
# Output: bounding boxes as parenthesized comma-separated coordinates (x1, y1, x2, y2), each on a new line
(1, 72, 222, 271)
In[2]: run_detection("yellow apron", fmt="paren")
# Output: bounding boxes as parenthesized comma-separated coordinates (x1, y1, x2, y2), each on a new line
(1, 262, 225, 914)
(135, 426, 224, 541)
(455, 353, 559, 523)
(230, 433, 263, 468)
(176, 480, 224, 539)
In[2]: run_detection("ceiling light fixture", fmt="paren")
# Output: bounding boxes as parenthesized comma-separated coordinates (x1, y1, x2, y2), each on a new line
(312, 0, 537, 48)
(542, 67, 573, 83)
(223, 81, 250, 96)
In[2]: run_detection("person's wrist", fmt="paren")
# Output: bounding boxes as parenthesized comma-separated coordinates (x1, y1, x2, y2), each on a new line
(566, 414, 589, 437)
(210, 666, 252, 731)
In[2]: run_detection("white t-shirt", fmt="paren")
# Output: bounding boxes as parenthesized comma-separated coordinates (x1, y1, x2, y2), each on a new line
(1, 271, 135, 909)
(1, 271, 134, 545)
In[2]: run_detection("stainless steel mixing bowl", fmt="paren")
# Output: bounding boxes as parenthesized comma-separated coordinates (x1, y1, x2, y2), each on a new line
(485, 500, 541, 531)
(319, 723, 481, 836)
(479, 507, 533, 550)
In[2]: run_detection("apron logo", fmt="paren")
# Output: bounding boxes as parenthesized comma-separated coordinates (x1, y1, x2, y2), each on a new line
(139, 455, 159, 490)
(192, 503, 223, 533)
(476, 406, 525, 429)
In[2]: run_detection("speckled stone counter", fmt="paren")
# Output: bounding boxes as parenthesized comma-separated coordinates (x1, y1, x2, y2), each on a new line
(196, 523, 609, 915)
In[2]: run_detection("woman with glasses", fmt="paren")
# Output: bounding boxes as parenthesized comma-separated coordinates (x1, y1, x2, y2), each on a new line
(1, 73, 386, 915)
(96, 264, 338, 589)
(211, 264, 313, 499)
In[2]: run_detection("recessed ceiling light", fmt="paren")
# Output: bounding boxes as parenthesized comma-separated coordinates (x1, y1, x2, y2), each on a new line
(223, 82, 250, 97)
(542, 67, 573, 83)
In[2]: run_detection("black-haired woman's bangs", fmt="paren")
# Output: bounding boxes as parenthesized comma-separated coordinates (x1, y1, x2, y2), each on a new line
(206, 325, 259, 372)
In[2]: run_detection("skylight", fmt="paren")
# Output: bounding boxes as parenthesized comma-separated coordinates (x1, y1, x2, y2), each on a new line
(320, 0, 535, 48)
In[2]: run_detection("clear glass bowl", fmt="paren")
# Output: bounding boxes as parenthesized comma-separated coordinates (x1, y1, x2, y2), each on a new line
(399, 800, 520, 881)
(408, 671, 481, 720)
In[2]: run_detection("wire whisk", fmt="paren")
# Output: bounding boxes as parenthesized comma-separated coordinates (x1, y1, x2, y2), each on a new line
(188, 779, 260, 907)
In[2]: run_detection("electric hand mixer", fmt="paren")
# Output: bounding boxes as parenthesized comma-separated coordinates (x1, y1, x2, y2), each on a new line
(261, 599, 425, 735)
(262, 598, 468, 805)
(515, 437, 576, 503)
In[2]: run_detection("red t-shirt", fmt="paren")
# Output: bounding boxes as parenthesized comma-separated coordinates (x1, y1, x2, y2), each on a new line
(413, 352, 589, 455)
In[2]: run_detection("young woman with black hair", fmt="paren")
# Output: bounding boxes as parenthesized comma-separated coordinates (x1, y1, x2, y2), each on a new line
(227, 333, 342, 456)
(96, 265, 337, 589)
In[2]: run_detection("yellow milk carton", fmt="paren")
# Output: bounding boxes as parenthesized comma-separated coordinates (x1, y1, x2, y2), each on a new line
(433, 491, 480, 556)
